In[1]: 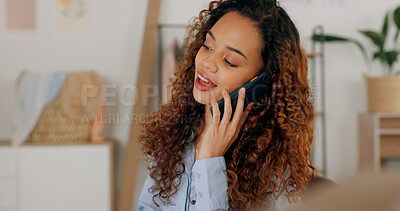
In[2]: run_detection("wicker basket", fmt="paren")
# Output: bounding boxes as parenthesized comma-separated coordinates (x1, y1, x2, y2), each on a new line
(29, 96, 90, 143)
(365, 75, 400, 113)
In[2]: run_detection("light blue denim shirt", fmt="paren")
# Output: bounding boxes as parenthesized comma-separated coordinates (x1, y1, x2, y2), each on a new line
(137, 130, 301, 211)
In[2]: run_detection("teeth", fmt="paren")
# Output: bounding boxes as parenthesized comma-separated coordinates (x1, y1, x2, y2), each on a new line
(198, 75, 210, 83)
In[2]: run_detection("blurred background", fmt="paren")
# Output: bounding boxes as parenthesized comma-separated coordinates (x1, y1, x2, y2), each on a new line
(1, 0, 400, 211)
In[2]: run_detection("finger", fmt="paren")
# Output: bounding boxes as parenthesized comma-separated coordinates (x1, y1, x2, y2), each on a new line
(221, 89, 232, 125)
(206, 90, 218, 124)
(237, 102, 254, 130)
(211, 97, 221, 125)
(230, 87, 246, 128)
(205, 104, 212, 125)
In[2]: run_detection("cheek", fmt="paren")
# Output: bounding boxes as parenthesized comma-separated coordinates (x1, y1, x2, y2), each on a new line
(219, 74, 248, 93)
(218, 77, 237, 93)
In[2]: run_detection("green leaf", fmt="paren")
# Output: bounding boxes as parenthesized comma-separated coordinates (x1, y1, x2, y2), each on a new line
(359, 30, 385, 50)
(373, 51, 388, 72)
(385, 50, 399, 68)
(311, 34, 371, 71)
(393, 6, 400, 41)
(373, 50, 399, 70)
(373, 51, 381, 60)
(382, 13, 389, 47)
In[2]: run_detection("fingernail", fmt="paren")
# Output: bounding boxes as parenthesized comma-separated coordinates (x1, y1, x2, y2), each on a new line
(223, 89, 228, 95)
(240, 88, 245, 94)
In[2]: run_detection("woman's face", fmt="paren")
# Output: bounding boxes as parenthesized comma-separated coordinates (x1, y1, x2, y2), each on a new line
(193, 11, 264, 105)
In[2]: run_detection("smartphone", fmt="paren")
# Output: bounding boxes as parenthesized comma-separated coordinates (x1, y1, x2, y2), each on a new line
(210, 71, 272, 121)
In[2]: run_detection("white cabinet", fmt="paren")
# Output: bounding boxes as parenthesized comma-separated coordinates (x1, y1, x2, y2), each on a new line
(0, 142, 114, 211)
(0, 146, 18, 211)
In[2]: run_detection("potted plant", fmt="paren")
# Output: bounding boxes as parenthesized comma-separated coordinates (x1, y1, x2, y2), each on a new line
(312, 6, 400, 113)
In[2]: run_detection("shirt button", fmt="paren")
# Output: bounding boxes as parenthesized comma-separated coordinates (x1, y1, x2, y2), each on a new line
(191, 200, 196, 205)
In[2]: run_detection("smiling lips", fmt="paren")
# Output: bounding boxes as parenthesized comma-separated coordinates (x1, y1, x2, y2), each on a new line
(195, 71, 217, 91)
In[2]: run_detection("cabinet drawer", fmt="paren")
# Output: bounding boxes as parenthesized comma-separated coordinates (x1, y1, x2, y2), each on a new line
(0, 179, 17, 207)
(20, 144, 112, 211)
(0, 148, 17, 176)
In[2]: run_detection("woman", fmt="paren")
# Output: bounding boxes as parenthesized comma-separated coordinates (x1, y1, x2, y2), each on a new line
(138, 0, 317, 210)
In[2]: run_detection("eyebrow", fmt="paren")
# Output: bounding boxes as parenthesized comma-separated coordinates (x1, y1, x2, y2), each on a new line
(226, 46, 247, 59)
(207, 30, 217, 41)
(207, 30, 247, 59)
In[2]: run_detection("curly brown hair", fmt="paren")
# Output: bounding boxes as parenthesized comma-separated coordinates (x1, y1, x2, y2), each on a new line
(139, 0, 317, 210)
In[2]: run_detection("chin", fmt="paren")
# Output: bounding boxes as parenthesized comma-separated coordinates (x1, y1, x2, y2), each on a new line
(193, 87, 211, 105)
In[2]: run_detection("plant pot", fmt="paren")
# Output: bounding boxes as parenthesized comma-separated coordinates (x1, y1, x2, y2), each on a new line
(365, 74, 400, 113)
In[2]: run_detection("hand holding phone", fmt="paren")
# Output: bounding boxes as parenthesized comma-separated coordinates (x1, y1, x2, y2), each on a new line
(197, 85, 253, 160)
(195, 71, 271, 160)
(210, 71, 272, 121)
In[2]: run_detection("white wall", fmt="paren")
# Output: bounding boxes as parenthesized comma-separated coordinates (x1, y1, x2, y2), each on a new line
(1, 0, 399, 209)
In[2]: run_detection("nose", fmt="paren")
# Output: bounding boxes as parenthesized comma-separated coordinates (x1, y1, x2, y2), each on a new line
(201, 55, 217, 73)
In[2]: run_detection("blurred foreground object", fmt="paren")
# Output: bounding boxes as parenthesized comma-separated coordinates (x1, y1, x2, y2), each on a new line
(290, 170, 400, 211)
